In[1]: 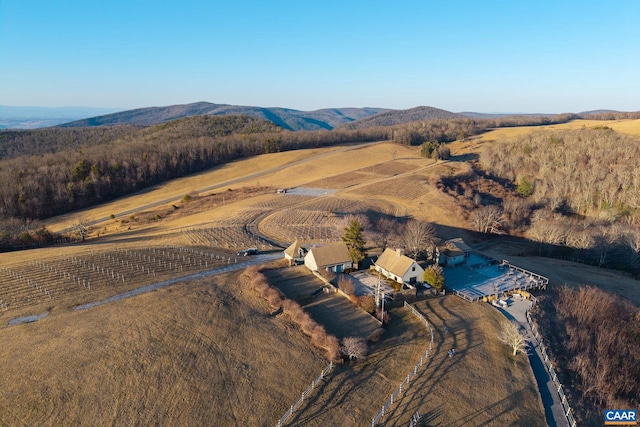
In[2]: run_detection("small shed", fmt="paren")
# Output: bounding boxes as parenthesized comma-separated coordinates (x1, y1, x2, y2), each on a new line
(283, 240, 307, 265)
(437, 238, 472, 266)
(304, 243, 353, 273)
(374, 248, 424, 287)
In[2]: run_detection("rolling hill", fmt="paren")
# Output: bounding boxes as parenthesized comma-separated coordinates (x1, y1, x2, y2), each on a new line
(340, 106, 464, 129)
(59, 102, 388, 131)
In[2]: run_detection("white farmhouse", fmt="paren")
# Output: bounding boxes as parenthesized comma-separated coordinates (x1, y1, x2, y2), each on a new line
(374, 248, 424, 287)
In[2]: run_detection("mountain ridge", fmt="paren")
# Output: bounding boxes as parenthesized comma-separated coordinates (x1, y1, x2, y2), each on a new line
(58, 102, 390, 131)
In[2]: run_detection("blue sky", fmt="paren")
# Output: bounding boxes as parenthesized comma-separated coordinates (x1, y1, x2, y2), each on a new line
(1, 0, 639, 112)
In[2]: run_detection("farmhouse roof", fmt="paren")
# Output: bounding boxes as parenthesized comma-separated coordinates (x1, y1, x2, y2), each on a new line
(307, 243, 352, 267)
(284, 240, 304, 258)
(440, 238, 472, 257)
(375, 248, 417, 277)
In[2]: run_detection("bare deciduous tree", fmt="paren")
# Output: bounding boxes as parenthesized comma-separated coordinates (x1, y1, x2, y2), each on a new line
(470, 205, 503, 234)
(341, 336, 367, 360)
(402, 219, 437, 259)
(338, 275, 356, 295)
(72, 218, 89, 242)
(625, 229, 640, 265)
(372, 217, 400, 250)
(499, 321, 527, 356)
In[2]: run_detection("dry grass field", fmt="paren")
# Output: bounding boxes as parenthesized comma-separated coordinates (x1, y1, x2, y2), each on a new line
(3, 119, 639, 425)
(384, 296, 546, 427)
(0, 270, 327, 427)
(289, 296, 545, 427)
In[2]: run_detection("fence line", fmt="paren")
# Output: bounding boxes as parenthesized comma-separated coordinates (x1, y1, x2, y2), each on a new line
(370, 301, 435, 427)
(275, 361, 333, 427)
(526, 297, 577, 427)
(502, 260, 549, 286)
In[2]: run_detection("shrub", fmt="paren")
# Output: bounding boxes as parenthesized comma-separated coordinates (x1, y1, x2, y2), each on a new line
(348, 294, 359, 306)
(341, 337, 367, 360)
(240, 266, 341, 361)
(423, 265, 444, 291)
(359, 295, 376, 313)
(265, 287, 283, 309)
(338, 275, 356, 295)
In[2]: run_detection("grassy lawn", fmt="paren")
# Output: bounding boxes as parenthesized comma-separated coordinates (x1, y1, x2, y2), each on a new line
(384, 296, 546, 427)
(264, 266, 381, 339)
(288, 306, 430, 426)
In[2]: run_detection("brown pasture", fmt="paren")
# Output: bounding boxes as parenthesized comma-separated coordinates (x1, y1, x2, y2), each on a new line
(0, 270, 327, 427)
(289, 296, 545, 427)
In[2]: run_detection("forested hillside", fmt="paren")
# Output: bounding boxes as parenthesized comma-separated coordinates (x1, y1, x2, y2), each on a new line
(341, 106, 463, 129)
(534, 286, 640, 425)
(478, 128, 640, 271)
(0, 115, 389, 248)
(0, 125, 143, 160)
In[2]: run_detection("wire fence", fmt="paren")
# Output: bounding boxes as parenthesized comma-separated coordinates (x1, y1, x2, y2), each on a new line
(275, 361, 333, 427)
(370, 301, 435, 427)
(526, 297, 577, 427)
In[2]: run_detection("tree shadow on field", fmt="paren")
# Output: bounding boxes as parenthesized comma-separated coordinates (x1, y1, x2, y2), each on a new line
(385, 296, 483, 425)
(450, 152, 479, 162)
(418, 406, 444, 426)
(289, 359, 386, 426)
(447, 387, 529, 427)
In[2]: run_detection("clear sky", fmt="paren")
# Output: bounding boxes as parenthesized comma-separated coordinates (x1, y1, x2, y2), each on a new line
(1, 0, 639, 113)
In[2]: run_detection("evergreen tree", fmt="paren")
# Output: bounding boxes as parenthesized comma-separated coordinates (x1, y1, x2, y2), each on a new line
(516, 177, 534, 197)
(342, 219, 366, 265)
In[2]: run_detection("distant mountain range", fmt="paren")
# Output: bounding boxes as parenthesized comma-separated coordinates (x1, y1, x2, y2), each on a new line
(1, 102, 635, 131)
(57, 102, 389, 131)
(56, 103, 473, 131)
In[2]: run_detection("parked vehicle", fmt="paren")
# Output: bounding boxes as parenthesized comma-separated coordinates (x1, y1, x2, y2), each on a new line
(237, 248, 258, 256)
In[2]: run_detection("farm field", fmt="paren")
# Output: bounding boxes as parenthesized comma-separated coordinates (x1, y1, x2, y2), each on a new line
(469, 118, 640, 146)
(288, 296, 545, 427)
(284, 305, 432, 426)
(0, 240, 237, 322)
